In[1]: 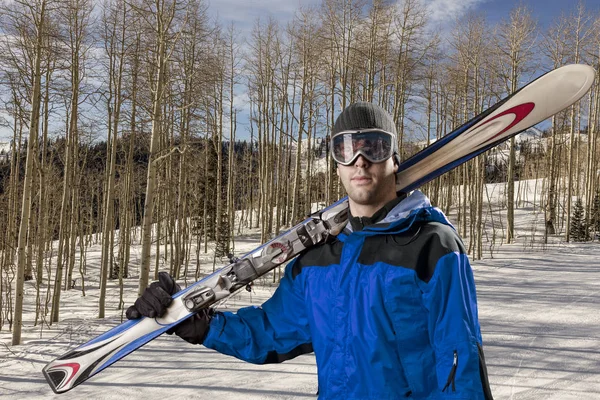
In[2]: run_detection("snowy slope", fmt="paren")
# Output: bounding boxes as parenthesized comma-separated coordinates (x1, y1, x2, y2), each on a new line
(1, 180, 600, 399)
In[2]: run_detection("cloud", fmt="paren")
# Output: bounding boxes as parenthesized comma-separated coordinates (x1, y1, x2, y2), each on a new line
(208, 0, 319, 27)
(422, 0, 489, 22)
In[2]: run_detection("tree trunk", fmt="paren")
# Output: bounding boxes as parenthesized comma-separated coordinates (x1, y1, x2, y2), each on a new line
(13, 0, 46, 345)
(139, 20, 170, 295)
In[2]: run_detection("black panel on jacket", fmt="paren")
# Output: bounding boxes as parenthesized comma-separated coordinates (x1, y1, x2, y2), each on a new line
(358, 221, 466, 283)
(478, 343, 494, 399)
(291, 221, 466, 284)
(292, 239, 343, 279)
(263, 343, 314, 364)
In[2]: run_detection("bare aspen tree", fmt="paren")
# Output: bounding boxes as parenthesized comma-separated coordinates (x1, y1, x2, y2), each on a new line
(287, 12, 315, 225)
(138, 0, 181, 295)
(290, 24, 308, 225)
(99, 0, 128, 318)
(321, 0, 365, 111)
(390, 0, 428, 155)
(246, 18, 279, 239)
(542, 18, 569, 238)
(448, 13, 484, 239)
(585, 19, 600, 226)
(420, 37, 442, 203)
(202, 101, 210, 253)
(119, 28, 143, 282)
(268, 33, 283, 238)
(51, 0, 92, 322)
(273, 29, 292, 234)
(321, 0, 365, 204)
(0, 81, 24, 330)
(213, 29, 228, 261)
(35, 39, 56, 325)
(362, 0, 393, 103)
(565, 2, 592, 242)
(173, 26, 188, 277)
(225, 23, 240, 249)
(173, 1, 210, 276)
(322, 22, 338, 205)
(496, 5, 537, 243)
(11, 0, 47, 345)
(469, 16, 488, 257)
(283, 43, 298, 226)
(0, 0, 53, 325)
(432, 69, 447, 206)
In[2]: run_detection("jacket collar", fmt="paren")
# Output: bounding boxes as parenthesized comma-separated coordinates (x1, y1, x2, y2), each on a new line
(342, 190, 453, 236)
(348, 193, 406, 232)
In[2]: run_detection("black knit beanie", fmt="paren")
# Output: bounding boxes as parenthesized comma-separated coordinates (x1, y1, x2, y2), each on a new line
(332, 102, 400, 166)
(332, 102, 397, 136)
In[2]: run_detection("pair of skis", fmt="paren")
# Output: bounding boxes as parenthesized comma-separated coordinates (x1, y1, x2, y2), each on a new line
(43, 64, 596, 394)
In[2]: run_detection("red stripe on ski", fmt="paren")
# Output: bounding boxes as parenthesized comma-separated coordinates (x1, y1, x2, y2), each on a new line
(58, 363, 80, 387)
(478, 102, 535, 143)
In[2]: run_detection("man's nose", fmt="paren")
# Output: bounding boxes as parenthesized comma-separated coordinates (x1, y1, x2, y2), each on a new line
(353, 154, 370, 168)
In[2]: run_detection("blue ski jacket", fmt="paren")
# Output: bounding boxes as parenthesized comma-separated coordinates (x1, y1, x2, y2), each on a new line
(203, 191, 492, 399)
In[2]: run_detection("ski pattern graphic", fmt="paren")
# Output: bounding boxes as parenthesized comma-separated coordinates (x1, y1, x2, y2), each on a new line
(395, 64, 595, 192)
(43, 64, 596, 394)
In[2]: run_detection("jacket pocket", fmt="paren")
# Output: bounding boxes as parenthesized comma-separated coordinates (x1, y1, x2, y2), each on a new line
(442, 350, 458, 393)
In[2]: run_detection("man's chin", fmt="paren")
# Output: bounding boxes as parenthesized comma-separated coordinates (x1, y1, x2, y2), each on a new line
(348, 190, 374, 205)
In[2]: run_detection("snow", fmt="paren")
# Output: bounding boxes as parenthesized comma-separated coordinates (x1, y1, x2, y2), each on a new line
(1, 179, 600, 399)
(475, 243, 600, 399)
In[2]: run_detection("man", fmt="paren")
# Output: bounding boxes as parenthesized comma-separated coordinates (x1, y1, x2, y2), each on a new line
(127, 102, 493, 399)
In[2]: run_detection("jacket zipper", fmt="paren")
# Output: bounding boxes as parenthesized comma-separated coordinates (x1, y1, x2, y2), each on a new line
(442, 350, 458, 393)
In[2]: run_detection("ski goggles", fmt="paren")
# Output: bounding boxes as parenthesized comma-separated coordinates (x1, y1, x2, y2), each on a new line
(331, 129, 396, 166)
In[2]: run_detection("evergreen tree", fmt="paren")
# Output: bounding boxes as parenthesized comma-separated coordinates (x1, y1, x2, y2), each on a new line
(570, 198, 587, 242)
(214, 206, 231, 258)
(591, 189, 600, 240)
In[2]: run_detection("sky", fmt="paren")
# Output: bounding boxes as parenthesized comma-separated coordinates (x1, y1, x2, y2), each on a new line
(207, 0, 600, 34)
(204, 0, 600, 141)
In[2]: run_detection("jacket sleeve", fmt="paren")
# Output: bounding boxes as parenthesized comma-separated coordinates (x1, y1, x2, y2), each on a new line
(202, 258, 312, 365)
(418, 230, 493, 399)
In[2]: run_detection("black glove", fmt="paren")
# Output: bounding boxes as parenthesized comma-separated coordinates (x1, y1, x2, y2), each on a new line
(126, 272, 180, 319)
(126, 272, 213, 345)
(171, 308, 213, 345)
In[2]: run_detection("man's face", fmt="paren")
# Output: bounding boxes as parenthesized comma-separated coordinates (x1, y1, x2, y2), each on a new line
(337, 154, 398, 211)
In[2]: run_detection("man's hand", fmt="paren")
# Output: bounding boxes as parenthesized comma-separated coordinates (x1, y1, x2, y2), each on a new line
(126, 272, 180, 319)
(126, 271, 212, 345)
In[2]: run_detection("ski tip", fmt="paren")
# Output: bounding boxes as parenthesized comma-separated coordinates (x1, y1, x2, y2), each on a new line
(42, 359, 84, 394)
(553, 64, 596, 96)
(573, 63, 595, 79)
(562, 63, 596, 77)
(42, 364, 71, 394)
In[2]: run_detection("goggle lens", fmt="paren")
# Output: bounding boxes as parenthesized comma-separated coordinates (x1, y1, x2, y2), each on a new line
(332, 130, 394, 165)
